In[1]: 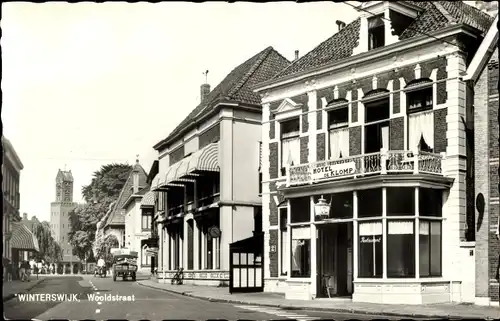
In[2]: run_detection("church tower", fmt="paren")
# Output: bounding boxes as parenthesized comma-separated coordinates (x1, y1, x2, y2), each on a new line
(50, 169, 78, 265)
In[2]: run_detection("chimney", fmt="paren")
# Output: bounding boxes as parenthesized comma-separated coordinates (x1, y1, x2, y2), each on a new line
(294, 50, 299, 61)
(133, 158, 140, 194)
(336, 20, 346, 32)
(200, 83, 210, 103)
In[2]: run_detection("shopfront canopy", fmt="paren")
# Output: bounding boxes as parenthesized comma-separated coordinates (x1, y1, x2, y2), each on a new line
(10, 222, 39, 252)
(159, 142, 219, 187)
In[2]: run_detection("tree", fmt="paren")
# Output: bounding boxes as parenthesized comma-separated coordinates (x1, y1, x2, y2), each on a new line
(68, 163, 132, 261)
(96, 234, 119, 264)
(32, 221, 63, 263)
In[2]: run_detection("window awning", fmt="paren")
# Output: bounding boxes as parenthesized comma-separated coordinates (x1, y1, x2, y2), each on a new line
(151, 174, 168, 191)
(140, 191, 156, 208)
(10, 222, 39, 252)
(186, 142, 219, 174)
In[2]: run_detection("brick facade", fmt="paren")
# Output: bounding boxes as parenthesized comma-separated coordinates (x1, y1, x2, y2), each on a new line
(317, 133, 326, 161)
(269, 182, 278, 226)
(389, 117, 405, 150)
(300, 137, 309, 164)
(475, 50, 499, 303)
(269, 142, 278, 179)
(349, 126, 362, 156)
(434, 108, 448, 154)
(269, 230, 279, 277)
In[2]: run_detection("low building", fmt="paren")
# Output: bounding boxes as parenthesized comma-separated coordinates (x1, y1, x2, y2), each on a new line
(104, 159, 148, 249)
(21, 213, 40, 233)
(123, 159, 156, 271)
(152, 46, 290, 285)
(253, 1, 494, 304)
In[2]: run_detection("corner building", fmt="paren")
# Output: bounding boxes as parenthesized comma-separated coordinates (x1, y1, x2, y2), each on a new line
(152, 47, 290, 285)
(254, 1, 495, 304)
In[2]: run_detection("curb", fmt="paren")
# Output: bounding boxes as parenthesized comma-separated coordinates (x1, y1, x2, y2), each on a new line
(136, 281, 468, 319)
(3, 278, 46, 302)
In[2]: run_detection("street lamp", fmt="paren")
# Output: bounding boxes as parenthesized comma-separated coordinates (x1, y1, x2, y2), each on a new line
(314, 196, 331, 221)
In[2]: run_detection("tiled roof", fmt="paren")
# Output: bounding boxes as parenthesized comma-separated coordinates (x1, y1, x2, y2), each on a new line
(140, 191, 156, 208)
(105, 162, 148, 226)
(272, 1, 494, 80)
(154, 46, 290, 150)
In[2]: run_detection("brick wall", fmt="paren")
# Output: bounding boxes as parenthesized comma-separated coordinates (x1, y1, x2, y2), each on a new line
(269, 182, 278, 226)
(269, 230, 278, 277)
(300, 137, 309, 164)
(434, 108, 448, 153)
(389, 117, 404, 150)
(317, 133, 326, 161)
(269, 142, 278, 179)
(269, 115, 275, 140)
(199, 124, 220, 149)
(349, 126, 362, 156)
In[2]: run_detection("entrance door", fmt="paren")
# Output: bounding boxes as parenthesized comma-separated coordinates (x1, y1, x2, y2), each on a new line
(317, 223, 353, 298)
(229, 233, 264, 293)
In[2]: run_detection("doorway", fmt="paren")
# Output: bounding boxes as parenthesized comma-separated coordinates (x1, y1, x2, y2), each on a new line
(316, 222, 353, 298)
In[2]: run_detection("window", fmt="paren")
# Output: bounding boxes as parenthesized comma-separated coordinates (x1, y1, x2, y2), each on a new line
(407, 87, 433, 113)
(142, 247, 151, 267)
(280, 208, 288, 275)
(254, 207, 263, 235)
(387, 220, 415, 277)
(419, 220, 442, 277)
(290, 197, 310, 223)
(205, 226, 213, 270)
(142, 213, 152, 231)
(368, 15, 385, 50)
(419, 188, 442, 217)
(280, 118, 300, 175)
(186, 184, 194, 204)
(291, 227, 311, 278)
(364, 99, 390, 153)
(328, 106, 350, 159)
(387, 188, 414, 216)
(358, 221, 383, 278)
(358, 189, 382, 218)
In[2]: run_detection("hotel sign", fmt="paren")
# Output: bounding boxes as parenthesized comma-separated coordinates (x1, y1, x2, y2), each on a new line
(289, 161, 357, 186)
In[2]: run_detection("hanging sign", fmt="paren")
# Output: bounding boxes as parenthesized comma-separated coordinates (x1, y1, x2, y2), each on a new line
(208, 226, 221, 238)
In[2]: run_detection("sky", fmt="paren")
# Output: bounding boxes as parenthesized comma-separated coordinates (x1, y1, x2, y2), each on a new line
(2, 2, 359, 223)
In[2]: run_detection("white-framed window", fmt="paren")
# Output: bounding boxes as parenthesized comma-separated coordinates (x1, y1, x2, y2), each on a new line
(280, 118, 300, 176)
(364, 98, 390, 153)
(327, 104, 350, 159)
(368, 14, 385, 50)
(407, 86, 434, 152)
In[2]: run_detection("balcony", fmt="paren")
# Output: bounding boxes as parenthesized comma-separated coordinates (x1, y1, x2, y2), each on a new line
(286, 149, 444, 187)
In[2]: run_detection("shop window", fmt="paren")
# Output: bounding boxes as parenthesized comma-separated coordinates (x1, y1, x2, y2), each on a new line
(368, 15, 385, 50)
(198, 226, 202, 270)
(387, 220, 415, 277)
(291, 227, 310, 278)
(142, 213, 152, 231)
(357, 189, 382, 218)
(419, 188, 442, 217)
(187, 220, 194, 270)
(358, 221, 383, 278)
(215, 237, 221, 270)
(279, 208, 288, 275)
(174, 230, 180, 270)
(387, 188, 414, 216)
(419, 220, 442, 277)
(290, 197, 310, 223)
(280, 118, 300, 176)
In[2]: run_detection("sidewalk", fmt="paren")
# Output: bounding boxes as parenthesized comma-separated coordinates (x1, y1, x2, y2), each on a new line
(137, 279, 500, 319)
(3, 276, 47, 302)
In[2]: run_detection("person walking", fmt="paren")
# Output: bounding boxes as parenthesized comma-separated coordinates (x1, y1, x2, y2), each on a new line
(19, 261, 27, 282)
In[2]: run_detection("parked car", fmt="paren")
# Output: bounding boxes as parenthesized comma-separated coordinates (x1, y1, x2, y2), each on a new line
(112, 253, 138, 281)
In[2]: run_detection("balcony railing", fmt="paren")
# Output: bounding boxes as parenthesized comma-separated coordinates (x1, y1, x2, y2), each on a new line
(287, 149, 444, 187)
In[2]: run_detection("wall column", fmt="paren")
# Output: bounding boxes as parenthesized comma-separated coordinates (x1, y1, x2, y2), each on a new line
(382, 187, 387, 279)
(158, 222, 164, 273)
(310, 196, 317, 299)
(193, 219, 199, 270)
(183, 217, 188, 269)
(353, 191, 358, 282)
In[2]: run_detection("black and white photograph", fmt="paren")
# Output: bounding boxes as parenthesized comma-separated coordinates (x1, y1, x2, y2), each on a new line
(2, 1, 499, 320)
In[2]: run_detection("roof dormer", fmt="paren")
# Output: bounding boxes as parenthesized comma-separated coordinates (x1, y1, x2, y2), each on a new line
(353, 1, 422, 55)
